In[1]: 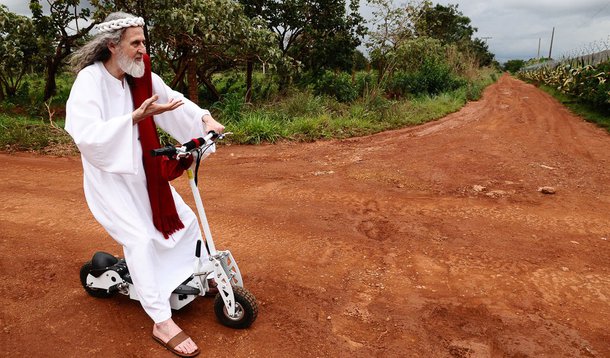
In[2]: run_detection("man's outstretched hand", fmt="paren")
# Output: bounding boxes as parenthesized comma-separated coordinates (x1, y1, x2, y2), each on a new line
(132, 94, 183, 124)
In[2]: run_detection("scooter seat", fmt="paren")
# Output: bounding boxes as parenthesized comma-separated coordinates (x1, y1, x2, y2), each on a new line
(92, 251, 119, 270)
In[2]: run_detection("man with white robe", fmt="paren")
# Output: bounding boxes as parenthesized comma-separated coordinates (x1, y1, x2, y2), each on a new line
(65, 12, 222, 357)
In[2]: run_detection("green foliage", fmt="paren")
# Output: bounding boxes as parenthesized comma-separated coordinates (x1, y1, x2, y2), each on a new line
(503, 59, 526, 73)
(229, 111, 283, 144)
(569, 62, 610, 109)
(354, 71, 379, 97)
(0, 5, 38, 99)
(30, 0, 95, 100)
(366, 0, 494, 87)
(211, 92, 246, 124)
(95, 0, 282, 103)
(352, 50, 369, 71)
(0, 114, 72, 151)
(310, 71, 358, 103)
(276, 90, 326, 117)
(393, 37, 446, 72)
(365, 0, 411, 55)
(519, 61, 610, 112)
(411, 2, 475, 45)
(387, 58, 465, 98)
(239, 0, 366, 76)
(1, 72, 74, 117)
(1, 67, 497, 149)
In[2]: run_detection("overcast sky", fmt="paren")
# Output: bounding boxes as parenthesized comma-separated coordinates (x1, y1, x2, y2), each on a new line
(2, 0, 609, 64)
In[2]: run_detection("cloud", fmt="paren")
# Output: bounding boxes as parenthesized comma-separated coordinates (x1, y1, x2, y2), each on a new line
(1, 0, 36, 15)
(359, 0, 610, 63)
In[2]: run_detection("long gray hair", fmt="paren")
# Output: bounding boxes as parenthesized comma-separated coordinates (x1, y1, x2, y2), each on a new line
(69, 12, 138, 74)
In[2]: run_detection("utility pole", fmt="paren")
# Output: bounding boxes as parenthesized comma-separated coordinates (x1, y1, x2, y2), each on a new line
(537, 38, 541, 59)
(548, 27, 555, 59)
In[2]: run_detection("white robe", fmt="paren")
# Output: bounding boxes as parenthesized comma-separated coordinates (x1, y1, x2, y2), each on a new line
(65, 62, 209, 323)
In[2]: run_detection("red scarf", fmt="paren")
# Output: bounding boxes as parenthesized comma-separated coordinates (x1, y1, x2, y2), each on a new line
(129, 54, 187, 239)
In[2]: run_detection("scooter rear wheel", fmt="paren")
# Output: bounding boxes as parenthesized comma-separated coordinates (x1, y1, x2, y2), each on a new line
(79, 261, 116, 298)
(214, 286, 258, 329)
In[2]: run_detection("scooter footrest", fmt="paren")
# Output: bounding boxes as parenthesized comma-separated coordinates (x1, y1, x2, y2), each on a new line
(172, 284, 200, 295)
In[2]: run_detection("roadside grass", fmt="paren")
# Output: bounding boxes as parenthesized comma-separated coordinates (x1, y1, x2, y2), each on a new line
(0, 68, 500, 151)
(538, 85, 610, 132)
(0, 114, 73, 153)
(220, 69, 497, 144)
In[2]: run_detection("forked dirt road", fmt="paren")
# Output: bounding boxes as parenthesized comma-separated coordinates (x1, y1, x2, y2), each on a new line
(1, 75, 609, 357)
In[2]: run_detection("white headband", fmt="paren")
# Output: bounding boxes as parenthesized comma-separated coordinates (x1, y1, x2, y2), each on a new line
(95, 17, 145, 33)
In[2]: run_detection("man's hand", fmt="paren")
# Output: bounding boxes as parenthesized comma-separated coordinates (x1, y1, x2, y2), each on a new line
(202, 114, 225, 134)
(132, 94, 183, 124)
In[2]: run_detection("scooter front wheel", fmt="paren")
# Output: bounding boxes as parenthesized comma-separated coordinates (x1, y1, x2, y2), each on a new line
(79, 261, 116, 298)
(214, 286, 258, 329)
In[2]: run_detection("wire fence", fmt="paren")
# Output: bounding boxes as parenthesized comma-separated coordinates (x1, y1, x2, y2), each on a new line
(522, 36, 609, 72)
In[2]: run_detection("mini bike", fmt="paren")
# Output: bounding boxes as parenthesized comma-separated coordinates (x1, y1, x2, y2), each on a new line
(79, 131, 258, 329)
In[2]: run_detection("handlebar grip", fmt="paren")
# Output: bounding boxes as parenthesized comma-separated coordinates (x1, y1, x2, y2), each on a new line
(150, 145, 177, 157)
(183, 137, 206, 151)
(183, 131, 219, 151)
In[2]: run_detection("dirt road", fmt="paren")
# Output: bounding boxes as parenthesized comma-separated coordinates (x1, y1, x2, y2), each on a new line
(1, 75, 609, 357)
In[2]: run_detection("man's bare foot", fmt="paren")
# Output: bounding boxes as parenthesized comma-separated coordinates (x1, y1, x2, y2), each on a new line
(153, 318, 198, 355)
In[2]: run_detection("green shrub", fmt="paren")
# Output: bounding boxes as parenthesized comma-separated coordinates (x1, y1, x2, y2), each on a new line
(520, 60, 609, 113)
(387, 59, 464, 98)
(572, 62, 610, 110)
(354, 71, 379, 97)
(211, 92, 245, 124)
(313, 71, 357, 103)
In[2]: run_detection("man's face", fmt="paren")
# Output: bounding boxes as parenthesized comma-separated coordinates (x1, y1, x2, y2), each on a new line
(113, 26, 146, 77)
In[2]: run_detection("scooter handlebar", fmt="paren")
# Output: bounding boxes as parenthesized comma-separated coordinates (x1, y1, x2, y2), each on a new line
(151, 131, 220, 157)
(150, 145, 177, 157)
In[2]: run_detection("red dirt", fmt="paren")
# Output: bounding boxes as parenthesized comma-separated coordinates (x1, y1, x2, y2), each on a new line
(1, 74, 609, 357)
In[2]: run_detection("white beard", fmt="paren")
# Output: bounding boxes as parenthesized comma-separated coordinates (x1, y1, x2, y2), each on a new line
(117, 49, 145, 78)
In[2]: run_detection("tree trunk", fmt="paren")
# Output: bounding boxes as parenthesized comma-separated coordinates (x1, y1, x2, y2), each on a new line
(187, 58, 198, 105)
(43, 59, 59, 101)
(245, 60, 253, 103)
(200, 75, 220, 102)
(170, 58, 188, 89)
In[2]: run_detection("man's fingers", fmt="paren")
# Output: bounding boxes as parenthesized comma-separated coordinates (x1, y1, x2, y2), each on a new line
(138, 96, 183, 118)
(168, 99, 184, 110)
(140, 94, 159, 110)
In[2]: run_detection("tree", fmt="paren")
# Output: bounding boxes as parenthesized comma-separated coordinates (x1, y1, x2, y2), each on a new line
(503, 59, 526, 74)
(408, 1, 494, 66)
(366, 0, 413, 54)
(153, 0, 280, 103)
(239, 0, 366, 80)
(0, 5, 38, 100)
(409, 1, 475, 45)
(30, 0, 96, 101)
(93, 0, 281, 103)
(469, 37, 494, 67)
(352, 49, 368, 71)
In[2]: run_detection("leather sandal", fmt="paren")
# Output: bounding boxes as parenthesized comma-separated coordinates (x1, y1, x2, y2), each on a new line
(152, 331, 200, 357)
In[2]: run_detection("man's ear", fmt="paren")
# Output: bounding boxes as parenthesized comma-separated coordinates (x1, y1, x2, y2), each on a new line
(108, 41, 118, 55)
